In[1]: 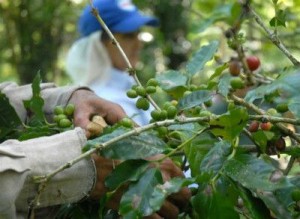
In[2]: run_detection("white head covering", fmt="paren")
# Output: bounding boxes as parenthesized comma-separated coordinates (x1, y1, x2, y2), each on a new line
(65, 31, 111, 86)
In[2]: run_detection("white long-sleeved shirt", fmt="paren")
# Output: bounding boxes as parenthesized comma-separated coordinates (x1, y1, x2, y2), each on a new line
(89, 68, 152, 126)
(0, 82, 95, 219)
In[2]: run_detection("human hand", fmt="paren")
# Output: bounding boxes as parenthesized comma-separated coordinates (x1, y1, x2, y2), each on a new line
(68, 89, 126, 138)
(146, 156, 192, 219)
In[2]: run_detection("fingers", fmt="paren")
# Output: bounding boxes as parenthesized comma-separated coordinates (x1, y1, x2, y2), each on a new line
(86, 116, 108, 138)
(156, 199, 179, 219)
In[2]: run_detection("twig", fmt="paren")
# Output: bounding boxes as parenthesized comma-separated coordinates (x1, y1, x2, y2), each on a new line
(30, 115, 213, 209)
(249, 7, 300, 67)
(230, 94, 300, 143)
(89, 2, 160, 110)
(249, 115, 300, 125)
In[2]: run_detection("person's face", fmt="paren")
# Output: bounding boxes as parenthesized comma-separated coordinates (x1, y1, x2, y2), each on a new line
(104, 31, 142, 70)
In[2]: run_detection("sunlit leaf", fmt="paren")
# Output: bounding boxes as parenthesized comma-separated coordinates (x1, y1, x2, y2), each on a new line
(178, 90, 212, 110)
(105, 159, 149, 190)
(120, 168, 163, 217)
(224, 154, 293, 191)
(186, 41, 219, 76)
(210, 106, 248, 141)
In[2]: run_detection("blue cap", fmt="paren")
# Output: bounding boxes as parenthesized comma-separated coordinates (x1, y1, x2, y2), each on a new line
(78, 0, 159, 37)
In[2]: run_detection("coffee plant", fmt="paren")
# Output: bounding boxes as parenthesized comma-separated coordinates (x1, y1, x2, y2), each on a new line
(2, 1, 300, 218)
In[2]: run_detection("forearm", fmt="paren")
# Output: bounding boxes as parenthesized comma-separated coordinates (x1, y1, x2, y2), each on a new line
(0, 128, 95, 218)
(0, 82, 90, 121)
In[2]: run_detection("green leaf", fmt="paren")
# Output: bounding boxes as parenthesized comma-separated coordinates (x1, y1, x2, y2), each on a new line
(238, 185, 272, 219)
(209, 63, 228, 81)
(23, 73, 45, 123)
(0, 92, 22, 140)
(224, 154, 293, 191)
(105, 159, 149, 190)
(185, 132, 216, 176)
(269, 10, 287, 27)
(256, 190, 293, 219)
(288, 96, 300, 118)
(192, 184, 239, 219)
(186, 41, 219, 76)
(251, 130, 275, 153)
(18, 126, 58, 141)
(200, 141, 231, 175)
(149, 177, 195, 212)
(177, 90, 212, 111)
(120, 168, 163, 217)
(156, 70, 187, 91)
(210, 107, 248, 141)
(87, 128, 167, 159)
(217, 73, 232, 97)
(245, 70, 300, 103)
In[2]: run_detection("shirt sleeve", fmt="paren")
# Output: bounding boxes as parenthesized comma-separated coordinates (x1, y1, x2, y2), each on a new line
(0, 82, 90, 121)
(0, 128, 95, 219)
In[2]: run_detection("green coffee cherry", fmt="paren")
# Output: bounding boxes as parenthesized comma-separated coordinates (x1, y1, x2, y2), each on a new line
(120, 117, 133, 128)
(136, 97, 150, 110)
(64, 104, 75, 116)
(54, 106, 64, 115)
(127, 89, 138, 98)
(135, 86, 147, 97)
(157, 126, 168, 136)
(162, 102, 172, 110)
(146, 78, 159, 87)
(167, 105, 177, 119)
(146, 86, 156, 94)
(151, 110, 161, 121)
(59, 118, 72, 128)
(183, 91, 192, 97)
(159, 110, 168, 120)
(230, 77, 245, 89)
(199, 110, 212, 117)
(54, 114, 67, 123)
(276, 103, 289, 113)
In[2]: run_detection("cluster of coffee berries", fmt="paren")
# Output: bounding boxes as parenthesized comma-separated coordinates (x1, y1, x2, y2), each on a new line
(229, 55, 260, 77)
(151, 101, 178, 122)
(248, 120, 272, 132)
(53, 104, 75, 128)
(126, 78, 159, 111)
(229, 55, 260, 90)
(248, 120, 286, 153)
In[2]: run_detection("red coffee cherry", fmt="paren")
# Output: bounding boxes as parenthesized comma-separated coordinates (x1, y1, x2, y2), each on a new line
(246, 56, 260, 71)
(248, 120, 259, 132)
(260, 121, 272, 131)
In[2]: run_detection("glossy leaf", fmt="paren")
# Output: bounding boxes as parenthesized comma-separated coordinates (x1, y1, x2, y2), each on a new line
(238, 185, 272, 219)
(192, 183, 239, 219)
(200, 141, 231, 175)
(224, 154, 293, 191)
(119, 168, 163, 217)
(23, 73, 45, 123)
(245, 70, 300, 103)
(105, 159, 149, 190)
(186, 41, 219, 76)
(178, 90, 212, 111)
(155, 70, 187, 91)
(87, 128, 167, 160)
(210, 106, 248, 141)
(0, 92, 22, 140)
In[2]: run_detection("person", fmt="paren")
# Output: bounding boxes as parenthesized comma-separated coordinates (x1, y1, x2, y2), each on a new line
(66, 0, 159, 126)
(0, 82, 190, 219)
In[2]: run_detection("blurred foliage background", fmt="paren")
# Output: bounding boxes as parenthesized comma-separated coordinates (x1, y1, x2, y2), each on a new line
(0, 0, 299, 86)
